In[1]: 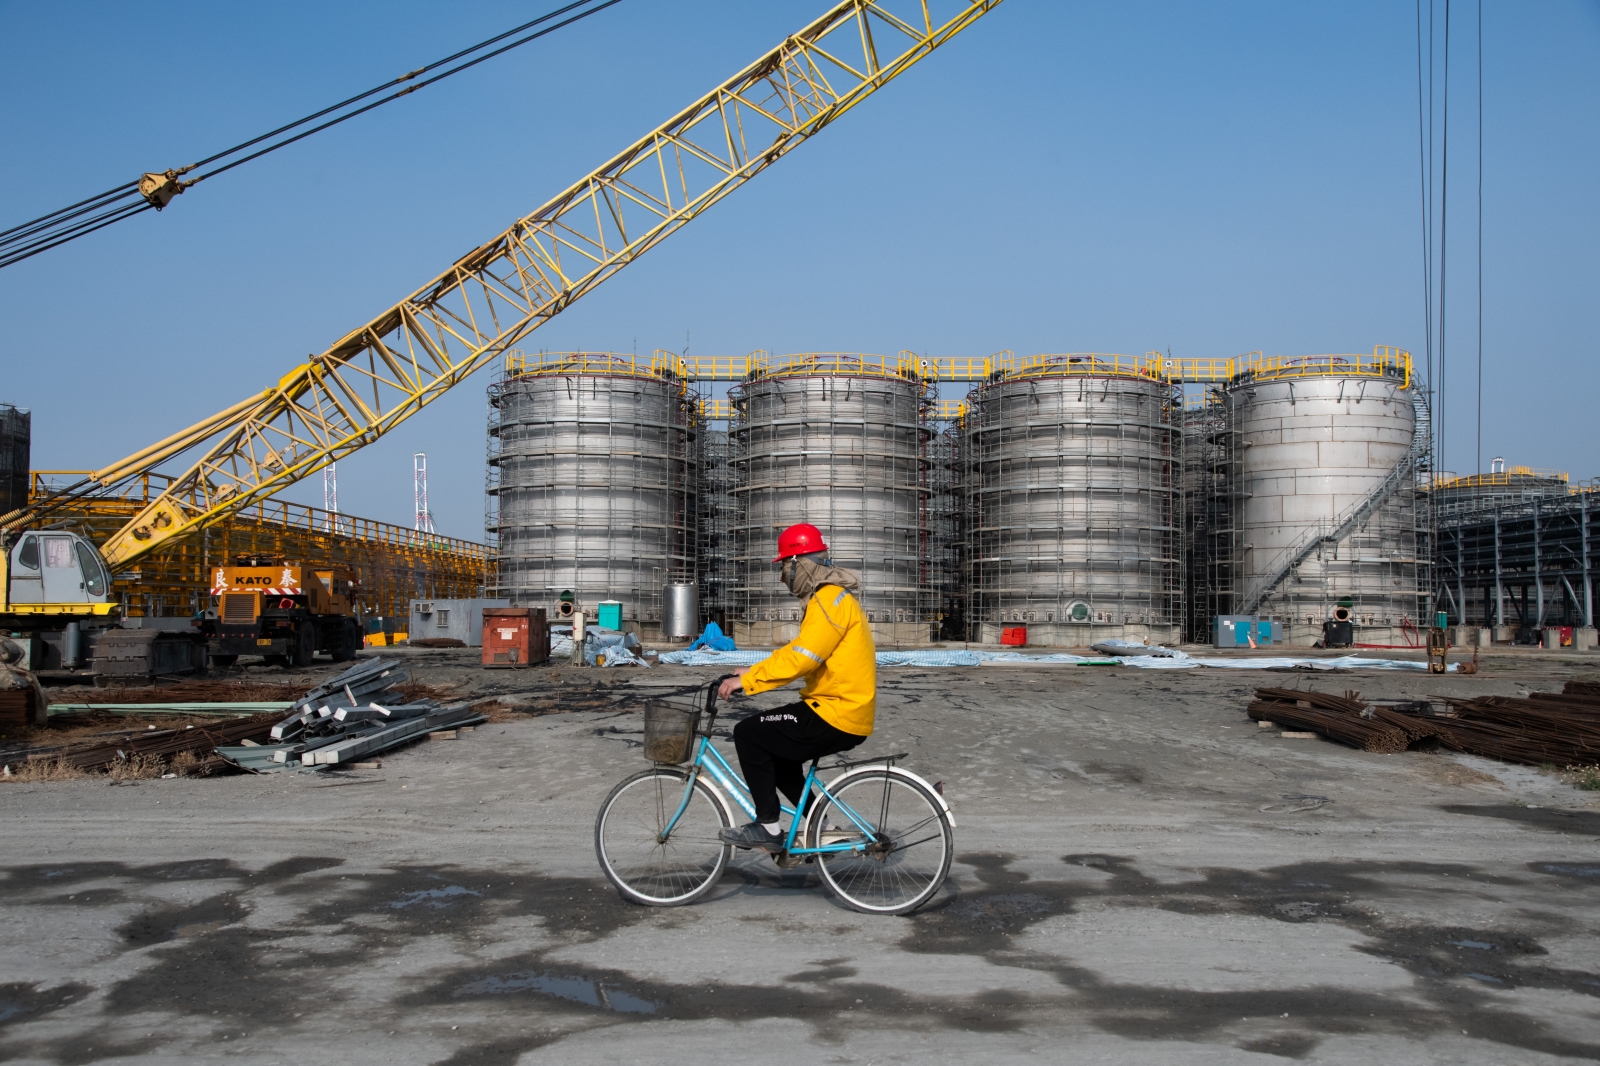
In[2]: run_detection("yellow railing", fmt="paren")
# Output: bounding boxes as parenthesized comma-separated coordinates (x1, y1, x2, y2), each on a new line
(505, 350, 675, 381)
(700, 398, 734, 420)
(934, 400, 968, 421)
(1434, 467, 1571, 490)
(1173, 346, 1412, 387)
(1008, 352, 1166, 381)
(652, 351, 765, 381)
(645, 345, 1413, 388)
(756, 352, 926, 381)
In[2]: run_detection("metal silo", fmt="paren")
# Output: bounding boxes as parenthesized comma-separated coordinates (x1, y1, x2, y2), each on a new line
(963, 354, 1181, 645)
(490, 352, 698, 637)
(730, 353, 932, 646)
(1226, 349, 1425, 643)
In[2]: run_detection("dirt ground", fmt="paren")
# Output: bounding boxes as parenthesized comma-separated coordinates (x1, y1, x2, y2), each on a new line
(3, 645, 1600, 1065)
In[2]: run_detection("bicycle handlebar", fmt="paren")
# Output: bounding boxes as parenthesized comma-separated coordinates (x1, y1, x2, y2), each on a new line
(702, 673, 740, 732)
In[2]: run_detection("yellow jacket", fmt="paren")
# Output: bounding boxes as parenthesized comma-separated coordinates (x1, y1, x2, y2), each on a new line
(740, 584, 876, 736)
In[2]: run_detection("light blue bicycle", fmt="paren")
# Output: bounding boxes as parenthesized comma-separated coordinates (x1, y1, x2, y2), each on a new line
(594, 676, 955, 914)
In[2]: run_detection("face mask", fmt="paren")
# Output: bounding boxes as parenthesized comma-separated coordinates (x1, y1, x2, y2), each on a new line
(780, 557, 796, 589)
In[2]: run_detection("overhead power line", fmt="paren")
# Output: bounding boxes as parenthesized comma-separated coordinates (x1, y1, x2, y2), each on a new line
(0, 0, 622, 271)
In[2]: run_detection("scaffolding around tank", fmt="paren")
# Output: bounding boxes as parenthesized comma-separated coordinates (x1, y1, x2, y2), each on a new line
(697, 427, 734, 632)
(488, 352, 699, 637)
(729, 353, 934, 647)
(961, 354, 1183, 646)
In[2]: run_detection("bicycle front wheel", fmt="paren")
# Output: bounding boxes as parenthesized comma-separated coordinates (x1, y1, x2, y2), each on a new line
(808, 770, 953, 915)
(595, 767, 732, 906)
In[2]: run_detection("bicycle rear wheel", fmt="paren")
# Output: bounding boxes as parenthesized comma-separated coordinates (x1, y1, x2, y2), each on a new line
(595, 767, 731, 906)
(807, 770, 952, 915)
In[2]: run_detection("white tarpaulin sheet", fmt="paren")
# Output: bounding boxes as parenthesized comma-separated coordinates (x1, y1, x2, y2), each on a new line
(656, 647, 1452, 671)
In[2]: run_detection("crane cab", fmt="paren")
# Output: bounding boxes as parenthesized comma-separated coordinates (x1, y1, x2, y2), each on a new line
(2, 531, 116, 615)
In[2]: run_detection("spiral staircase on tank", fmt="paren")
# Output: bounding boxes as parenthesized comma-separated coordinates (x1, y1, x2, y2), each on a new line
(1238, 390, 1433, 616)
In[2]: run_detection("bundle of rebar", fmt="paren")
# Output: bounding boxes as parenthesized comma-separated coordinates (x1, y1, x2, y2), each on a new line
(26, 714, 278, 773)
(1249, 682, 1600, 767)
(1427, 681, 1600, 766)
(1248, 688, 1422, 753)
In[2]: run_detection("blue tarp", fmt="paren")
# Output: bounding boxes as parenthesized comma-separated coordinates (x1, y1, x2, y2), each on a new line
(686, 622, 737, 652)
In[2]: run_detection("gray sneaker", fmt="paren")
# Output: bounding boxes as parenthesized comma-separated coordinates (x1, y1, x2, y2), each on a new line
(720, 822, 784, 852)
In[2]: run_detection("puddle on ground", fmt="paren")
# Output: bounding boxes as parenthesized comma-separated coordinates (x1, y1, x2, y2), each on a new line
(391, 885, 483, 910)
(1532, 862, 1600, 880)
(457, 971, 658, 1013)
(0, 981, 92, 1032)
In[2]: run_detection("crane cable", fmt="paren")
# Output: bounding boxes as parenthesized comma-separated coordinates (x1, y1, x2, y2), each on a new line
(0, 0, 622, 271)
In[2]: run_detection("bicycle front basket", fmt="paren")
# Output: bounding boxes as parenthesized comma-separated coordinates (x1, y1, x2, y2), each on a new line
(641, 699, 700, 764)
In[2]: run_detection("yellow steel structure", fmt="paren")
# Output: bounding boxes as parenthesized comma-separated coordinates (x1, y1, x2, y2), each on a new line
(682, 347, 1412, 423)
(12, 0, 1002, 570)
(1433, 467, 1572, 492)
(29, 472, 490, 619)
(1166, 346, 1412, 387)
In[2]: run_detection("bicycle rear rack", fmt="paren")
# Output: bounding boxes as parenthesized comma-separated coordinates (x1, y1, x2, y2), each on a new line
(818, 751, 910, 771)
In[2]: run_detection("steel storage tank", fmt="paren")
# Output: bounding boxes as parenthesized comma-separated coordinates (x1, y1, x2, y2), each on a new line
(730, 353, 932, 646)
(1226, 348, 1423, 644)
(490, 352, 698, 638)
(662, 583, 699, 640)
(962, 354, 1181, 646)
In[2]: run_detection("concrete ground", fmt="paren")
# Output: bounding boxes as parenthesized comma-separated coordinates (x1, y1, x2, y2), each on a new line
(3, 646, 1600, 1065)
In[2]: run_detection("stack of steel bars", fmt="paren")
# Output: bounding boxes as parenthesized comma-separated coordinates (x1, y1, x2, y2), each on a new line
(24, 714, 279, 773)
(1428, 680, 1600, 766)
(1246, 687, 1443, 753)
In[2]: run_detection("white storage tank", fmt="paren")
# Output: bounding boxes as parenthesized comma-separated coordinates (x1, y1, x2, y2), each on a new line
(1226, 349, 1424, 644)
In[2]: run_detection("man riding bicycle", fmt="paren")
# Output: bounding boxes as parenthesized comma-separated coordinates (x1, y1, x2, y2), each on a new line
(716, 522, 875, 853)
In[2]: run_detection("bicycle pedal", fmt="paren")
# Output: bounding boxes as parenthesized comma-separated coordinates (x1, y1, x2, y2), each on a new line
(773, 852, 805, 869)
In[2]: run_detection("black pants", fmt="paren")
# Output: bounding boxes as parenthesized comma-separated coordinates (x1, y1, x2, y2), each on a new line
(732, 700, 866, 824)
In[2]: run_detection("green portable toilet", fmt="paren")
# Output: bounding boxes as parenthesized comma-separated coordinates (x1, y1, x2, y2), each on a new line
(597, 600, 623, 631)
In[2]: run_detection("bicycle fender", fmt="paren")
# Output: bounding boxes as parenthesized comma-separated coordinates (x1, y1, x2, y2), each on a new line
(814, 764, 956, 829)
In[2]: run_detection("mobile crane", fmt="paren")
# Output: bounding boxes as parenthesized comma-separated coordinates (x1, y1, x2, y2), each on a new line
(0, 0, 1002, 680)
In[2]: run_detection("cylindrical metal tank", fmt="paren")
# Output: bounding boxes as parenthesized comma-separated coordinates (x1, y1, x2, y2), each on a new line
(962, 355, 1180, 645)
(491, 353, 697, 635)
(730, 354, 931, 646)
(1227, 357, 1420, 642)
(662, 583, 699, 639)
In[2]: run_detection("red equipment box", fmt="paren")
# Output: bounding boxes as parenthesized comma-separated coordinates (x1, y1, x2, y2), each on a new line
(482, 607, 549, 668)
(1000, 626, 1027, 646)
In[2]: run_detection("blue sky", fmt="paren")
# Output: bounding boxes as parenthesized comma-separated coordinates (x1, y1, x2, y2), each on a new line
(2, 0, 1595, 540)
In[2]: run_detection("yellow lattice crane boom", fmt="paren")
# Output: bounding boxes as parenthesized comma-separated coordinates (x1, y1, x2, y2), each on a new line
(16, 0, 1001, 570)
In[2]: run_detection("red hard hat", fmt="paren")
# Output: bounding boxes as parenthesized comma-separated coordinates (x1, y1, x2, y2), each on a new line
(772, 522, 828, 562)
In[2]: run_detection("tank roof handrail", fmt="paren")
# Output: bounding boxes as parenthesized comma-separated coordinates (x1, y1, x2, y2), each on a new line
(504, 349, 687, 385)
